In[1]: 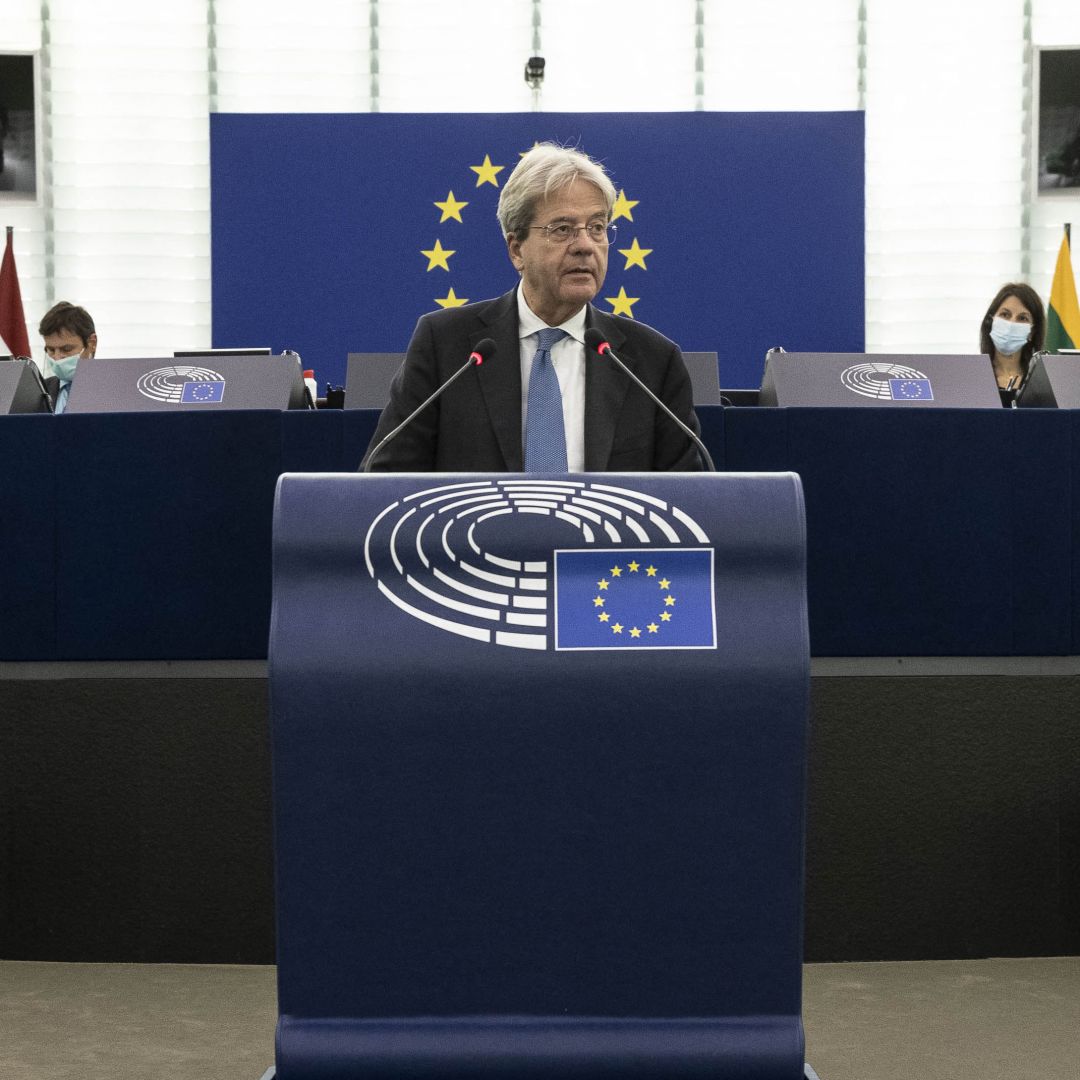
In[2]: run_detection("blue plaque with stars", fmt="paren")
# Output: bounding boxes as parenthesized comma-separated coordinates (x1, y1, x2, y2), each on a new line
(889, 377, 933, 400)
(555, 548, 715, 649)
(180, 380, 226, 404)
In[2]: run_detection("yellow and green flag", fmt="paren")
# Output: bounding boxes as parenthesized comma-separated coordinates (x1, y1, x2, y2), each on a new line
(1046, 224, 1080, 352)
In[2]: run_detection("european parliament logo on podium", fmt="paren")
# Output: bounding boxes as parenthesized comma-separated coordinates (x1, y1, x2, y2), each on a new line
(363, 478, 718, 652)
(137, 365, 227, 404)
(840, 362, 934, 401)
(64, 353, 307, 412)
(761, 351, 999, 407)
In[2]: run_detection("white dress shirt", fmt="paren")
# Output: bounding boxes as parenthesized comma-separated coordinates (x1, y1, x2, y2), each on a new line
(516, 289, 587, 472)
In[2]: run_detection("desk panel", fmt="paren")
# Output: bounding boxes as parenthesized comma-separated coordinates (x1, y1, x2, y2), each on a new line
(0, 417, 57, 660)
(1, 408, 1076, 659)
(56, 412, 283, 660)
(725, 408, 1076, 656)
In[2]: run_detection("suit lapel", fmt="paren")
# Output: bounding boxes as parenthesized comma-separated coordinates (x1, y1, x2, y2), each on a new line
(583, 306, 631, 471)
(472, 289, 524, 471)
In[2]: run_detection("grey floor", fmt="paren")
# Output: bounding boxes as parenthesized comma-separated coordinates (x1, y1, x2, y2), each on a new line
(1, 957, 1078, 1079)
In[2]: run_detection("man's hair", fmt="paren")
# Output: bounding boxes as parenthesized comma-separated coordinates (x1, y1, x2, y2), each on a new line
(979, 282, 1046, 368)
(497, 143, 617, 239)
(39, 301, 96, 345)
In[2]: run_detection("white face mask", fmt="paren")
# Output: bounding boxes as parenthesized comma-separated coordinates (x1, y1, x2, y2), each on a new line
(50, 352, 84, 382)
(989, 316, 1031, 357)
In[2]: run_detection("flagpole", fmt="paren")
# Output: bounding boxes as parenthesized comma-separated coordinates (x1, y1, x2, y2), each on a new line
(1046, 222, 1080, 353)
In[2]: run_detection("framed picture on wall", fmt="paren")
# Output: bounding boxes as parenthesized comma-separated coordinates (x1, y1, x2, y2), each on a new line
(0, 53, 39, 202)
(1036, 46, 1080, 195)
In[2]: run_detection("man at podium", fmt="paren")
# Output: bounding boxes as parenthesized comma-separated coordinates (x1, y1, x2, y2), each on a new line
(362, 143, 702, 472)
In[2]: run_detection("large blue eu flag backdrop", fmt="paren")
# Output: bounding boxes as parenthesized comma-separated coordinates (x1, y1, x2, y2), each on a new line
(211, 112, 863, 389)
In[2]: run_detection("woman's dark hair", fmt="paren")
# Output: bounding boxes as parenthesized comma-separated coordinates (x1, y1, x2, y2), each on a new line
(38, 301, 96, 346)
(979, 282, 1046, 370)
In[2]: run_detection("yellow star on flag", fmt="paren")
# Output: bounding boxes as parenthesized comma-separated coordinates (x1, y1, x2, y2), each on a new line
(435, 288, 468, 309)
(618, 238, 652, 270)
(599, 612, 610, 623)
(421, 239, 455, 272)
(660, 612, 672, 622)
(470, 155, 505, 187)
(610, 566, 622, 577)
(611, 189, 639, 222)
(597, 579, 609, 590)
(647, 623, 659, 634)
(664, 595, 676, 607)
(434, 191, 468, 223)
(627, 561, 640, 572)
(612, 623, 624, 634)
(646, 566, 657, 577)
(606, 287, 639, 318)
(629, 627, 642, 638)
(593, 596, 605, 608)
(659, 578, 671, 590)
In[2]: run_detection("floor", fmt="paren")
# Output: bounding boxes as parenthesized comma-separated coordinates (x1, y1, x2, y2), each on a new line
(1, 956, 1077, 1079)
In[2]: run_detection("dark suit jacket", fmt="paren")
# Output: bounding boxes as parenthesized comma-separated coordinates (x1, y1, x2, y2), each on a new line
(362, 289, 703, 472)
(42, 376, 61, 413)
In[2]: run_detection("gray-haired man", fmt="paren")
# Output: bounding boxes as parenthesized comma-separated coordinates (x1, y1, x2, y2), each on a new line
(362, 143, 701, 472)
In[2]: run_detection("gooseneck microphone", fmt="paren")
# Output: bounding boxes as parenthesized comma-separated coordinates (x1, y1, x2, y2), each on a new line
(583, 328, 715, 472)
(362, 338, 496, 472)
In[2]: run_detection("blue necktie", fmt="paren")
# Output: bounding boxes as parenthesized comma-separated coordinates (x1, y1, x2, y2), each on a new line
(524, 327, 568, 472)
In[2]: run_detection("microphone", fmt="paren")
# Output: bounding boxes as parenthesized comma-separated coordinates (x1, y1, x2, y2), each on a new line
(583, 328, 715, 472)
(362, 338, 496, 472)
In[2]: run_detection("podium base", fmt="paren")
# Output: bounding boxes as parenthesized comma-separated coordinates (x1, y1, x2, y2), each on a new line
(259, 1064, 825, 1078)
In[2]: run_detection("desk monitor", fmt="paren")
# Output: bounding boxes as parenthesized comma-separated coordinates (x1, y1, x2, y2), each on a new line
(174, 348, 273, 357)
(1015, 352, 1080, 409)
(346, 349, 722, 409)
(719, 388, 760, 407)
(65, 354, 307, 413)
(345, 353, 405, 410)
(682, 351, 721, 405)
(760, 351, 1001, 408)
(0, 357, 53, 414)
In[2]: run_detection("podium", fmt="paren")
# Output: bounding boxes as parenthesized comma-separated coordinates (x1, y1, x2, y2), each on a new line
(269, 471, 810, 1079)
(64, 353, 307, 412)
(760, 351, 1001, 408)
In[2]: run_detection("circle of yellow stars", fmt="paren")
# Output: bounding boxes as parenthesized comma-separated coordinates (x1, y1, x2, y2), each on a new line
(421, 151, 652, 316)
(592, 560, 676, 639)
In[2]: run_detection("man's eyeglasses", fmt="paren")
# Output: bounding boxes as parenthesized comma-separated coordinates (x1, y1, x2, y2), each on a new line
(529, 222, 617, 246)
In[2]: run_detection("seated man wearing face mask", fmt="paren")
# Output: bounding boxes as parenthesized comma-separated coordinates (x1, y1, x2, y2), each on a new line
(39, 301, 97, 414)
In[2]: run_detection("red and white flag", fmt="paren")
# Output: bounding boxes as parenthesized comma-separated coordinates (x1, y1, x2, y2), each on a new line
(0, 226, 32, 358)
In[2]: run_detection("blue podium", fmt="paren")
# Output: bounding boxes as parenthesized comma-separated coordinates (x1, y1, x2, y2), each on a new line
(269, 472, 810, 1079)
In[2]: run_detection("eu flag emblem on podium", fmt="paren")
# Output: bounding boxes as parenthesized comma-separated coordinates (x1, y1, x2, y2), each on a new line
(180, 380, 225, 404)
(889, 378, 933, 400)
(555, 548, 716, 650)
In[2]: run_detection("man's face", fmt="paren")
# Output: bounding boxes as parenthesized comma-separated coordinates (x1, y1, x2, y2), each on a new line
(507, 179, 610, 327)
(43, 328, 95, 363)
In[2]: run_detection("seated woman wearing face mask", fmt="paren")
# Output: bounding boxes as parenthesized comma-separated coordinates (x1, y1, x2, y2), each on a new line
(39, 301, 97, 414)
(979, 282, 1046, 406)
